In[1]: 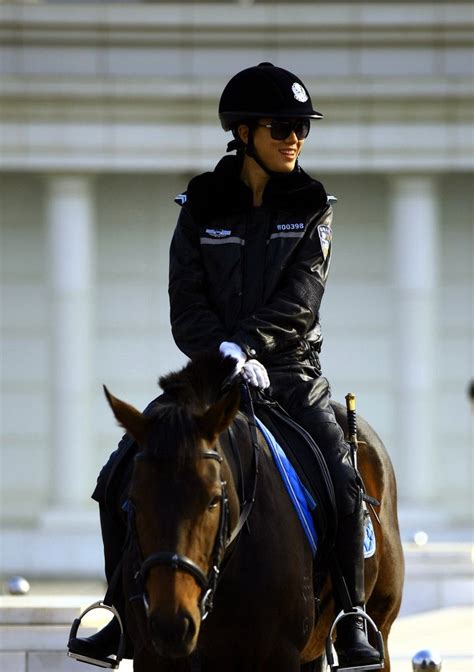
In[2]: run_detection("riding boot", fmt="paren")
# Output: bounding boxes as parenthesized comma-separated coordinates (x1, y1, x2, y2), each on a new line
(68, 503, 133, 665)
(68, 617, 124, 666)
(333, 505, 382, 669)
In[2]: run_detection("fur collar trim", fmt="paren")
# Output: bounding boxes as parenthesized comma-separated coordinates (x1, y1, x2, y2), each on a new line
(180, 155, 328, 224)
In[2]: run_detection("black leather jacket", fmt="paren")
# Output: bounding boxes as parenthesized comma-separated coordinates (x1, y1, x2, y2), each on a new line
(169, 155, 333, 365)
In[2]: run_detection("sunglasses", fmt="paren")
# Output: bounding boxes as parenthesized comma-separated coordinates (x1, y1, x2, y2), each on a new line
(257, 119, 311, 141)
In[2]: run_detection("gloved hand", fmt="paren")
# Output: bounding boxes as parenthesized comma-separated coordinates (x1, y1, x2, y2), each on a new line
(241, 359, 270, 390)
(219, 341, 246, 373)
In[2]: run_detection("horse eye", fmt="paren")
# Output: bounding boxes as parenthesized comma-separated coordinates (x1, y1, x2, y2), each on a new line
(208, 495, 220, 510)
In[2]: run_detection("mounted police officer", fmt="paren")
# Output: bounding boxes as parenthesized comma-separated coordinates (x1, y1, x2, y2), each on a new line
(68, 63, 381, 670)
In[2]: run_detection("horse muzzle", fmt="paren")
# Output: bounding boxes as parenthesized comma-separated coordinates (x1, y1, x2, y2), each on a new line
(149, 608, 198, 659)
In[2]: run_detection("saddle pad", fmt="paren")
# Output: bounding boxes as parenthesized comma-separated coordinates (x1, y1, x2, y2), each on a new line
(256, 417, 318, 556)
(256, 417, 376, 560)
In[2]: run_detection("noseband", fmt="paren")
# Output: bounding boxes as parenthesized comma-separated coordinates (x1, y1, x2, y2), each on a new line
(130, 450, 231, 620)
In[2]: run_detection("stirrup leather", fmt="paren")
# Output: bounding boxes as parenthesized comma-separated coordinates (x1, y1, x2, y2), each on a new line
(67, 601, 125, 670)
(326, 607, 385, 672)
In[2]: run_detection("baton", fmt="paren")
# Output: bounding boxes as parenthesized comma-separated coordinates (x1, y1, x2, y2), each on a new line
(345, 392, 358, 470)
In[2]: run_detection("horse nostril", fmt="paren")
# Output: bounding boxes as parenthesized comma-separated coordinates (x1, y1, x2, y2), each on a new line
(180, 615, 191, 642)
(150, 609, 196, 651)
(176, 609, 196, 643)
(182, 611, 196, 641)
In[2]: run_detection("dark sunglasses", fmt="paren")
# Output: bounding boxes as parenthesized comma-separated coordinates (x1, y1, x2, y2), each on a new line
(257, 118, 311, 141)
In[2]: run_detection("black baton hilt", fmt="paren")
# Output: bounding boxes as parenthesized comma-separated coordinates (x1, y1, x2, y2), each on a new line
(345, 393, 358, 443)
(345, 393, 359, 471)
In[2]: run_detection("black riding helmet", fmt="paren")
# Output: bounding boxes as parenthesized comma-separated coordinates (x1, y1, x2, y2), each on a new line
(219, 62, 323, 129)
(219, 62, 323, 174)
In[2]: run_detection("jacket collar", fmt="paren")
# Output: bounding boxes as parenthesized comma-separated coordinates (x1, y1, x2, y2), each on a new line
(183, 155, 327, 223)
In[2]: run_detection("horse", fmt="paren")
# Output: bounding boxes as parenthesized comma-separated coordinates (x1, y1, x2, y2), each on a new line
(104, 353, 404, 672)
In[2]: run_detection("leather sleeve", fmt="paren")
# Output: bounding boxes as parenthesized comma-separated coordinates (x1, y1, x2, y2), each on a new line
(169, 208, 228, 358)
(231, 205, 333, 359)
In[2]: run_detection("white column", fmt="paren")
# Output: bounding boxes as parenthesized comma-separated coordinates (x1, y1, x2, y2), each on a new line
(44, 175, 95, 520)
(390, 175, 439, 507)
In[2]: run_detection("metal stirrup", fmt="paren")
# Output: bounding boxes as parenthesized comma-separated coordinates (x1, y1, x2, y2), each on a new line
(67, 601, 125, 670)
(326, 607, 385, 672)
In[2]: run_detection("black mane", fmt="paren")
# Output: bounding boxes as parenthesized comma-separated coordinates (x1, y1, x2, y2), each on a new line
(143, 353, 238, 466)
(158, 352, 237, 415)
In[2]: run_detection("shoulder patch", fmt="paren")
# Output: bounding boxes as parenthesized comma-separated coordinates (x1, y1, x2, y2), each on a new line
(317, 223, 332, 260)
(175, 193, 187, 206)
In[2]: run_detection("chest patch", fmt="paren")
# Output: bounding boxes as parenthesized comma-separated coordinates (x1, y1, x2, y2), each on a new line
(317, 224, 332, 260)
(205, 228, 231, 238)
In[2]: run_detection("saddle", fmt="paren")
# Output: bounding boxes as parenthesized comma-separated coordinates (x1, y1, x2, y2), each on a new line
(252, 391, 337, 547)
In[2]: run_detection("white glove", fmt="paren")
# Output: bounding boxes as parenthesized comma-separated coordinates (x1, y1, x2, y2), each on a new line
(219, 341, 246, 373)
(241, 359, 270, 390)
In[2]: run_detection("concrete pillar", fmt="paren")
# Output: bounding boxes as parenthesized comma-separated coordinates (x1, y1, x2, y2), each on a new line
(44, 175, 95, 517)
(390, 175, 439, 506)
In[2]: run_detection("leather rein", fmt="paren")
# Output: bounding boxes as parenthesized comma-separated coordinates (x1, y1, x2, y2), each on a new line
(128, 383, 260, 621)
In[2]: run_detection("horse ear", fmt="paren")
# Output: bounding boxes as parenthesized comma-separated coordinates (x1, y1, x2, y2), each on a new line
(197, 384, 240, 442)
(103, 385, 148, 446)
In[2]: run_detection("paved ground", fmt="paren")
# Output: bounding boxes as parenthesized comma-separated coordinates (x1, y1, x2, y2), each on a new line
(87, 606, 474, 671)
(13, 582, 474, 670)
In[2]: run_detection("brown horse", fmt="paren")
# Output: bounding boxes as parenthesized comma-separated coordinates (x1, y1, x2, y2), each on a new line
(105, 354, 404, 672)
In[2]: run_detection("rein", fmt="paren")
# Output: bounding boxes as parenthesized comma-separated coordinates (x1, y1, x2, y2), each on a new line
(226, 382, 260, 546)
(129, 381, 260, 621)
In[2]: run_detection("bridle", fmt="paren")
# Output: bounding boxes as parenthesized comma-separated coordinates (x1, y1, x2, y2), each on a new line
(129, 450, 231, 621)
(128, 382, 260, 622)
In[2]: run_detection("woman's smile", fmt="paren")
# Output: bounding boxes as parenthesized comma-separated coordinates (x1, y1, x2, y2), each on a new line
(279, 147, 298, 160)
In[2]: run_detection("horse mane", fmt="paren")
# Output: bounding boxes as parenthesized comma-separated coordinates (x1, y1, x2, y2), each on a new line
(158, 352, 237, 415)
(144, 353, 238, 467)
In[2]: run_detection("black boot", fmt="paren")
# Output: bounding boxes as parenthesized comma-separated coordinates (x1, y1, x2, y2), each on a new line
(335, 612, 381, 668)
(68, 617, 124, 667)
(333, 506, 382, 669)
(68, 503, 132, 667)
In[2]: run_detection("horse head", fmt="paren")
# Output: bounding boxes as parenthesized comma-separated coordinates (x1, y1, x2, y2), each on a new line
(103, 355, 240, 659)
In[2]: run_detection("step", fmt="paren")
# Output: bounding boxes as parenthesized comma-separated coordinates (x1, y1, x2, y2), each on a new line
(0, 650, 135, 672)
(0, 624, 98, 651)
(0, 594, 132, 671)
(0, 650, 86, 672)
(0, 595, 104, 626)
(0, 595, 103, 670)
(400, 543, 474, 615)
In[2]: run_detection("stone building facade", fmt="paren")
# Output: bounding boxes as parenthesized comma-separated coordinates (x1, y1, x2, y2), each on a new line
(0, 1, 472, 576)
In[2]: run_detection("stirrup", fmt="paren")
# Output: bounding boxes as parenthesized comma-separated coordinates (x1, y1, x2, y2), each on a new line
(325, 607, 385, 672)
(67, 601, 125, 670)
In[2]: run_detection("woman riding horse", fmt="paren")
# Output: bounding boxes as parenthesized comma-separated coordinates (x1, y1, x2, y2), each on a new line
(69, 63, 383, 669)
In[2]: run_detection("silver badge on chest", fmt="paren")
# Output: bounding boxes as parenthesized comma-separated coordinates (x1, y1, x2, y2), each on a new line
(205, 228, 231, 238)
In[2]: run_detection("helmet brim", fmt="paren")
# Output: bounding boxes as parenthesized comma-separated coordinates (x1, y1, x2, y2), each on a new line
(220, 109, 324, 132)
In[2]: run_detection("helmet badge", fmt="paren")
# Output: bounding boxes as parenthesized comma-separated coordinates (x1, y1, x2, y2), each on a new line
(292, 82, 308, 103)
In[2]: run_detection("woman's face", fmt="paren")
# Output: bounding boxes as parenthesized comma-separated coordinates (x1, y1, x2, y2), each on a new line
(239, 118, 305, 173)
